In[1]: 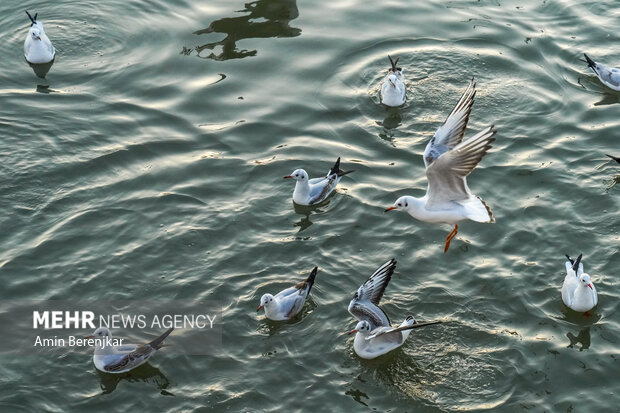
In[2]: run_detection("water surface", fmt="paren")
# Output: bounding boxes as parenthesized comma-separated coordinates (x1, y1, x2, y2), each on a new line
(0, 0, 618, 411)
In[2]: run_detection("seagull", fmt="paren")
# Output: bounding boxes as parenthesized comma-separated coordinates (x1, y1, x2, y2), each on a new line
(385, 79, 497, 252)
(257, 266, 318, 321)
(284, 157, 353, 206)
(380, 55, 406, 107)
(562, 254, 598, 314)
(606, 154, 620, 164)
(347, 259, 441, 359)
(584, 54, 620, 91)
(86, 327, 173, 374)
(24, 11, 55, 64)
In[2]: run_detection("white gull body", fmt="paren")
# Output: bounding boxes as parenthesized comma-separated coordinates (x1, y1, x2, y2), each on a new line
(86, 327, 173, 374)
(284, 157, 353, 206)
(386, 79, 496, 252)
(562, 254, 598, 313)
(347, 259, 441, 359)
(380, 55, 406, 107)
(258, 266, 318, 321)
(24, 11, 55, 64)
(584, 53, 620, 91)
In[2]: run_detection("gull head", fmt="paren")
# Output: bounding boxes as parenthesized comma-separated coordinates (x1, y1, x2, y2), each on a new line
(283, 169, 308, 181)
(387, 74, 398, 88)
(30, 27, 42, 41)
(349, 320, 371, 335)
(257, 293, 275, 312)
(385, 196, 414, 212)
(580, 274, 593, 290)
(85, 327, 111, 339)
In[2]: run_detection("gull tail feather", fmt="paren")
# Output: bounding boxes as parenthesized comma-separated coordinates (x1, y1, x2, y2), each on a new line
(606, 154, 620, 164)
(584, 53, 596, 69)
(26, 11, 37, 25)
(462, 196, 495, 223)
(329, 157, 341, 176)
(305, 266, 318, 295)
(148, 327, 174, 350)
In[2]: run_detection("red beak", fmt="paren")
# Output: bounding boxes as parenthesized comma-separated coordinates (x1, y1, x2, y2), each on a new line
(283, 175, 292, 179)
(385, 206, 396, 212)
(85, 335, 94, 339)
(348, 329, 356, 335)
(587, 284, 593, 290)
(36, 36, 41, 40)
(257, 305, 264, 312)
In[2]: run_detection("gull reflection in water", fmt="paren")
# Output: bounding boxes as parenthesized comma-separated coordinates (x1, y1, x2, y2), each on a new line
(27, 59, 54, 79)
(566, 327, 590, 351)
(292, 199, 334, 233)
(191, 0, 301, 60)
(97, 363, 173, 395)
(377, 108, 403, 144)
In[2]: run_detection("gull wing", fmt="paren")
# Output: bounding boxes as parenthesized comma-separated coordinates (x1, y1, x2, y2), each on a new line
(347, 259, 396, 328)
(103, 328, 173, 373)
(425, 125, 496, 209)
(104, 344, 154, 372)
(424, 79, 476, 168)
(308, 175, 337, 205)
(366, 321, 442, 340)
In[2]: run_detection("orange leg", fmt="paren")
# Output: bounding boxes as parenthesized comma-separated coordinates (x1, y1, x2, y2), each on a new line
(444, 224, 458, 253)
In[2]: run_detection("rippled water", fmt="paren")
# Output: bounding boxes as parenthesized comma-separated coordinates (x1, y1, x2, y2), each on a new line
(1, 0, 618, 411)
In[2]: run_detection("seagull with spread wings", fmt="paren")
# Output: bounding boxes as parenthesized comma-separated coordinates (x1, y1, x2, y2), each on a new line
(347, 259, 441, 359)
(385, 79, 497, 252)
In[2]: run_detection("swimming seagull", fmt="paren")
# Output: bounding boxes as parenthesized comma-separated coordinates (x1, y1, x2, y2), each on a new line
(584, 54, 620, 91)
(24, 11, 55, 64)
(380, 55, 406, 107)
(385, 79, 497, 252)
(562, 254, 598, 313)
(257, 266, 318, 320)
(606, 154, 620, 164)
(86, 327, 173, 374)
(284, 157, 353, 205)
(347, 259, 441, 359)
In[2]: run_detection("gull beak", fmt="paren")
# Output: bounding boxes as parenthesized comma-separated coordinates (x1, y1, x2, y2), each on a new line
(587, 284, 593, 290)
(283, 175, 292, 179)
(257, 305, 264, 312)
(384, 206, 396, 212)
(348, 329, 357, 335)
(85, 335, 94, 339)
(36, 36, 41, 40)
(390, 80, 395, 88)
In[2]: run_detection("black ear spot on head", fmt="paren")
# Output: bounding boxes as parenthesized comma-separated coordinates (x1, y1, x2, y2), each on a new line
(397, 67, 402, 71)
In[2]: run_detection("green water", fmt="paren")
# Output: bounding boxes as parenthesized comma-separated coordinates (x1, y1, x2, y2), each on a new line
(1, 0, 618, 411)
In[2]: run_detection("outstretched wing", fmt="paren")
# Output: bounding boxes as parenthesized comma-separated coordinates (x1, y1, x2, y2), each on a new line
(366, 321, 442, 340)
(425, 125, 496, 209)
(424, 79, 476, 168)
(347, 259, 396, 328)
(358, 258, 396, 306)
